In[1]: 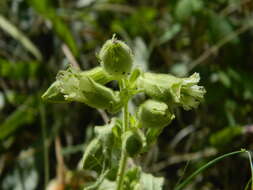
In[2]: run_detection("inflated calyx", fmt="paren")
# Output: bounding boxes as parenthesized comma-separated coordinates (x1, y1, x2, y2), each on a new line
(123, 130, 144, 157)
(138, 99, 175, 128)
(42, 67, 123, 113)
(137, 72, 206, 110)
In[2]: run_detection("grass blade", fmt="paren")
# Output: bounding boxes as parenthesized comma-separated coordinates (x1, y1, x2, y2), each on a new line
(246, 151, 253, 190)
(0, 15, 42, 61)
(174, 149, 246, 190)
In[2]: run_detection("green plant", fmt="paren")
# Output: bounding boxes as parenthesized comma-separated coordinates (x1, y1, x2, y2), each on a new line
(42, 36, 206, 190)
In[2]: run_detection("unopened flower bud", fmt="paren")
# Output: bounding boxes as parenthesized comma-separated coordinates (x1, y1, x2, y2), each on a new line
(98, 35, 133, 79)
(123, 130, 144, 157)
(138, 100, 175, 128)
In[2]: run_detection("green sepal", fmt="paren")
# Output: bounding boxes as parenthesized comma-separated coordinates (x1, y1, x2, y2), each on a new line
(41, 81, 65, 103)
(77, 73, 121, 112)
(82, 66, 114, 85)
(129, 68, 141, 88)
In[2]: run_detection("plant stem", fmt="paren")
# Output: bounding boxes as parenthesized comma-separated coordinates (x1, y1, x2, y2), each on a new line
(116, 79, 129, 190)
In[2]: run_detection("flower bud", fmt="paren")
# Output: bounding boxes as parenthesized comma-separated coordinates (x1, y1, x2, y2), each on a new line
(123, 130, 144, 157)
(138, 100, 175, 128)
(137, 72, 206, 110)
(98, 35, 133, 79)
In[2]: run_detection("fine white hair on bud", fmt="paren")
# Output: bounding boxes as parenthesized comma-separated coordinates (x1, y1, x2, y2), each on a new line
(98, 35, 133, 79)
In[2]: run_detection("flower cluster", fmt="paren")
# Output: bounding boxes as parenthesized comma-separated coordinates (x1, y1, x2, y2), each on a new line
(42, 35, 206, 190)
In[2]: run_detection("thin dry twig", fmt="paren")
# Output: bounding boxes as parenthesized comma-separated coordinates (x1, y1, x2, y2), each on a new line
(189, 22, 253, 70)
(62, 44, 80, 69)
(220, 0, 251, 16)
(94, 3, 135, 14)
(55, 136, 67, 185)
(150, 148, 217, 172)
(97, 109, 110, 123)
(189, 0, 253, 70)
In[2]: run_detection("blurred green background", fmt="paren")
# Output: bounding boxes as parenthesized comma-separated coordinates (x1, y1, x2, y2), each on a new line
(0, 0, 253, 189)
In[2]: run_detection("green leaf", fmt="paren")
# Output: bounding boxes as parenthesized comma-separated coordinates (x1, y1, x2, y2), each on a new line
(81, 119, 121, 180)
(208, 11, 239, 44)
(145, 127, 164, 150)
(123, 167, 141, 190)
(94, 118, 119, 149)
(218, 71, 231, 88)
(97, 179, 116, 190)
(0, 59, 40, 79)
(0, 15, 42, 61)
(158, 24, 181, 45)
(209, 126, 243, 147)
(123, 167, 164, 190)
(81, 138, 104, 172)
(83, 169, 110, 190)
(0, 97, 36, 140)
(27, 0, 53, 17)
(28, 0, 78, 56)
(175, 0, 203, 21)
(140, 172, 164, 190)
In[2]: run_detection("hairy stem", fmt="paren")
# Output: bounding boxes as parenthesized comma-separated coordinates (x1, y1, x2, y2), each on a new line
(116, 79, 129, 190)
